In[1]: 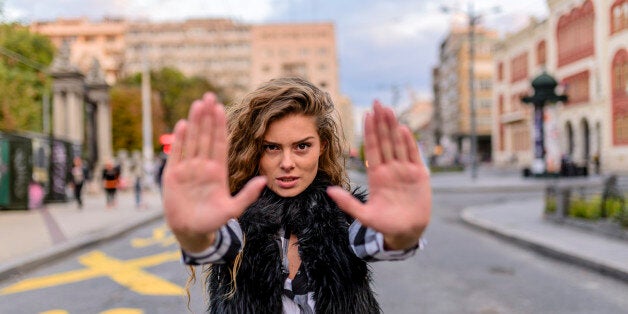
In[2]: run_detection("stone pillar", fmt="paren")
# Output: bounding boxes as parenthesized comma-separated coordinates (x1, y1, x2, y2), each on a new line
(86, 58, 112, 167)
(49, 41, 85, 145)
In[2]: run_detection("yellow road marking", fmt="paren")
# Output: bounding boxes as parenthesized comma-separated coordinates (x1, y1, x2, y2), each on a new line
(1, 250, 183, 295)
(131, 225, 176, 248)
(39, 311, 68, 314)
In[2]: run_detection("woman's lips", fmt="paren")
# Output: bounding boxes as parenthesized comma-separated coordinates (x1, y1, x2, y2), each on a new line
(276, 176, 299, 189)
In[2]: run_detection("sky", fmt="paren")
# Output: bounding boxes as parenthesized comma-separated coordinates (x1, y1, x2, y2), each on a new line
(2, 0, 548, 114)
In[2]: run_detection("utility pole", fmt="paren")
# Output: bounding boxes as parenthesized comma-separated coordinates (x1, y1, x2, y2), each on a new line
(468, 1, 478, 180)
(141, 46, 153, 166)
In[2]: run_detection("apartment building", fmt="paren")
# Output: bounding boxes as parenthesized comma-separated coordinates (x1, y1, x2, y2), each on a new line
(432, 25, 498, 165)
(250, 23, 352, 146)
(124, 18, 251, 98)
(30, 17, 127, 85)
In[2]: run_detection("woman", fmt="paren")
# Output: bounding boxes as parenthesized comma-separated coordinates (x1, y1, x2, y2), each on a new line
(163, 77, 431, 313)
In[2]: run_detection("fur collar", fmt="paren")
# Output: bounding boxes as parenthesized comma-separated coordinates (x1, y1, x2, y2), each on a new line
(207, 175, 380, 313)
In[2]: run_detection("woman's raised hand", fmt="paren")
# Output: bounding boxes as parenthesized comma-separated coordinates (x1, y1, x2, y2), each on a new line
(163, 93, 267, 253)
(327, 100, 431, 250)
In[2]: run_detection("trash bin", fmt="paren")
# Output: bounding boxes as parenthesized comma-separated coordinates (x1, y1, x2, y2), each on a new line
(0, 133, 33, 210)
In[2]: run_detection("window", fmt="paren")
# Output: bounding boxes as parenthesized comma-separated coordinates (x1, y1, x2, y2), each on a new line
(557, 0, 595, 67)
(479, 79, 492, 91)
(563, 71, 590, 104)
(282, 62, 307, 78)
(610, 0, 628, 34)
(478, 98, 492, 109)
(510, 52, 528, 83)
(611, 49, 628, 145)
(536, 40, 546, 66)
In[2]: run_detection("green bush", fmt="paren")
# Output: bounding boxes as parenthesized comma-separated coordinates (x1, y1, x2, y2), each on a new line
(604, 198, 624, 218)
(568, 198, 601, 220)
(545, 198, 556, 214)
(608, 199, 628, 228)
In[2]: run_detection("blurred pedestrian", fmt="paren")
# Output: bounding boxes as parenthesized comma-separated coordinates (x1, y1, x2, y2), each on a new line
(102, 159, 119, 208)
(131, 160, 145, 209)
(70, 156, 88, 209)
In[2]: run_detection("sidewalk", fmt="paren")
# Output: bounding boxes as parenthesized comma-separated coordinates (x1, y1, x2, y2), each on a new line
(1, 170, 627, 284)
(0, 188, 164, 281)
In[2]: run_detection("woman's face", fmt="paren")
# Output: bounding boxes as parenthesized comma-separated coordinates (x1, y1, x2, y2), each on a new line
(259, 114, 323, 197)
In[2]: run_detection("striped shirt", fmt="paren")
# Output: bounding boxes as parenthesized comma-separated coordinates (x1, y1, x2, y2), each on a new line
(182, 218, 424, 313)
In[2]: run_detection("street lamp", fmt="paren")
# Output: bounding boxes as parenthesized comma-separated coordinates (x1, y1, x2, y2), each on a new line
(442, 3, 500, 180)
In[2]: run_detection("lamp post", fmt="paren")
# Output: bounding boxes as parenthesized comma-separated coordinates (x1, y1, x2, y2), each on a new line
(521, 72, 567, 176)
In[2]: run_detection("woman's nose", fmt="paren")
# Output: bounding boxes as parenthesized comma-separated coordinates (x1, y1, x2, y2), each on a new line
(280, 152, 295, 170)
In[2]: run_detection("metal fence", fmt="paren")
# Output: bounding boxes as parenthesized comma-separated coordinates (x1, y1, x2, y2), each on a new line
(545, 175, 628, 237)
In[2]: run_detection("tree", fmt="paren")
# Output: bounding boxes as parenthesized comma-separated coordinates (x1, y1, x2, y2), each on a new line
(0, 23, 54, 132)
(109, 85, 165, 153)
(119, 67, 228, 132)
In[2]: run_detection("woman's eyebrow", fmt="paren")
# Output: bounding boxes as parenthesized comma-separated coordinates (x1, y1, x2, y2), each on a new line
(262, 136, 315, 145)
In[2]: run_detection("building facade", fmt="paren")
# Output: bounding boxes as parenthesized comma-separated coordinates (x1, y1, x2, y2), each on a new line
(493, 0, 628, 173)
(249, 23, 352, 148)
(31, 18, 355, 150)
(432, 25, 498, 166)
(124, 18, 252, 98)
(30, 17, 127, 85)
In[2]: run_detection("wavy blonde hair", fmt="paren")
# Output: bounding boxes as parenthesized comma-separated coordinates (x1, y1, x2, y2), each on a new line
(227, 76, 349, 192)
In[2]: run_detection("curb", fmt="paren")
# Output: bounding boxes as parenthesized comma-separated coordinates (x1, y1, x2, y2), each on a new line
(432, 184, 546, 193)
(0, 210, 164, 282)
(460, 207, 628, 283)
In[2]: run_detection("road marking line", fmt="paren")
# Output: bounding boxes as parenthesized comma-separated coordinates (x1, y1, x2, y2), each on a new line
(1, 250, 183, 295)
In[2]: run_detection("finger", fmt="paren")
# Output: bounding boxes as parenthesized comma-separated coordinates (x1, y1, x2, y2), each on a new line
(211, 103, 228, 166)
(197, 99, 214, 158)
(392, 124, 408, 162)
(402, 126, 421, 164)
(230, 176, 267, 217)
(374, 101, 394, 163)
(183, 100, 204, 159)
(203, 92, 217, 103)
(169, 120, 187, 165)
(363, 111, 381, 167)
(326, 186, 370, 223)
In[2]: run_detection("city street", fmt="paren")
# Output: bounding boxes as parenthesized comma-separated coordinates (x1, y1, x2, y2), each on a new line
(1, 174, 627, 313)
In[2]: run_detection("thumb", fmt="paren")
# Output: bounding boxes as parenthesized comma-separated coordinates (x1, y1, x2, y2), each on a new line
(230, 176, 267, 216)
(327, 186, 367, 221)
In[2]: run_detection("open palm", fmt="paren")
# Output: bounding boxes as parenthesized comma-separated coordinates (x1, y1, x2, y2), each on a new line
(327, 101, 431, 250)
(162, 93, 266, 253)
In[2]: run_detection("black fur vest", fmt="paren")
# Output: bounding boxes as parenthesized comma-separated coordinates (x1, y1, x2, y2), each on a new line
(207, 176, 381, 313)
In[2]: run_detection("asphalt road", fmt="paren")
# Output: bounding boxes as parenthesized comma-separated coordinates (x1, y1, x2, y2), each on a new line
(373, 190, 628, 314)
(1, 184, 627, 313)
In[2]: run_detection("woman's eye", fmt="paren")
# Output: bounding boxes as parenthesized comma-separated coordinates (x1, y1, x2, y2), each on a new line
(296, 143, 311, 150)
(264, 144, 279, 151)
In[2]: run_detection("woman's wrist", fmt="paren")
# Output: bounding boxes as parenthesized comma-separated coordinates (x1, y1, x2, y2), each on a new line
(177, 231, 216, 254)
(383, 232, 422, 251)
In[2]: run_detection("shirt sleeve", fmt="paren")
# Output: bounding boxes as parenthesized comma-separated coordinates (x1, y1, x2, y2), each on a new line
(181, 218, 243, 265)
(348, 220, 425, 261)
